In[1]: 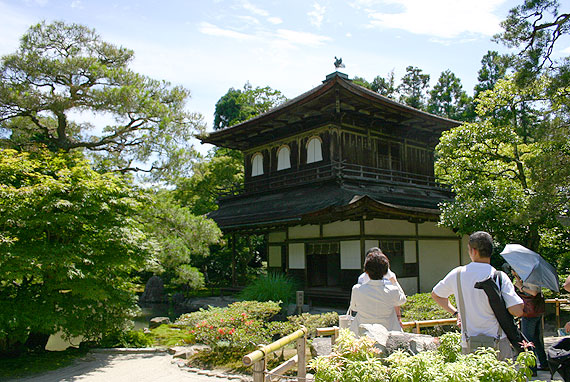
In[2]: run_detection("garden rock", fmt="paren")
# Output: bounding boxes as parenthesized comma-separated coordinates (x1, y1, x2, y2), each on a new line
(149, 316, 171, 329)
(312, 337, 333, 356)
(386, 331, 437, 354)
(140, 276, 166, 303)
(168, 344, 210, 359)
(360, 324, 437, 355)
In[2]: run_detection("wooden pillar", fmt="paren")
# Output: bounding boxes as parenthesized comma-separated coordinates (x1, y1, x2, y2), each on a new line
(231, 234, 236, 286)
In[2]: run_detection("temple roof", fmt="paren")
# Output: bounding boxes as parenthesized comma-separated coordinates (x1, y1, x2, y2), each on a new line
(201, 72, 460, 150)
(208, 179, 450, 232)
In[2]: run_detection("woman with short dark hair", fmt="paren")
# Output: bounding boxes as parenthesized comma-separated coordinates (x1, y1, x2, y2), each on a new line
(349, 252, 407, 334)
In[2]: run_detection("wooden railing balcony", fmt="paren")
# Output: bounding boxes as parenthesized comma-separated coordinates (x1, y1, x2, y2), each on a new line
(218, 161, 450, 199)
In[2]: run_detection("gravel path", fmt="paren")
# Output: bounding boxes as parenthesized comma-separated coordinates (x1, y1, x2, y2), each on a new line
(12, 352, 250, 382)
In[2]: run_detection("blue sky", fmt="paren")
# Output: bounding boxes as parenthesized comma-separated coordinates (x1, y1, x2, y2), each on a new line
(1, 0, 568, 153)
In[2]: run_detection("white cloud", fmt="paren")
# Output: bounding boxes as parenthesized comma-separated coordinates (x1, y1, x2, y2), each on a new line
(352, 0, 506, 39)
(275, 29, 332, 47)
(267, 16, 283, 25)
(346, 32, 352, 38)
(308, 3, 326, 28)
(71, 0, 83, 9)
(198, 22, 255, 41)
(237, 15, 260, 25)
(241, 0, 269, 16)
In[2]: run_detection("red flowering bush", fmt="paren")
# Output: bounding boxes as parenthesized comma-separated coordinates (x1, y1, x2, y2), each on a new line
(176, 301, 282, 359)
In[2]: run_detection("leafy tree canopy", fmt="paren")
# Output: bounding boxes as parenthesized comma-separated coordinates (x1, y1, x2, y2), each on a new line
(427, 69, 475, 121)
(0, 21, 204, 181)
(140, 192, 222, 289)
(398, 66, 430, 110)
(213, 82, 286, 130)
(353, 71, 397, 99)
(0, 148, 153, 351)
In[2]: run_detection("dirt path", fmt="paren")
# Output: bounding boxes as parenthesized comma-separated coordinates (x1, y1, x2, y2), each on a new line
(12, 352, 249, 382)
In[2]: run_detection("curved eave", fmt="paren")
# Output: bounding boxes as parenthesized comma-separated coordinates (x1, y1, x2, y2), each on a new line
(201, 73, 461, 149)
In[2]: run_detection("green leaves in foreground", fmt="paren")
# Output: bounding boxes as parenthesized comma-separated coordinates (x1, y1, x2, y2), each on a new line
(0, 149, 152, 348)
(309, 330, 536, 382)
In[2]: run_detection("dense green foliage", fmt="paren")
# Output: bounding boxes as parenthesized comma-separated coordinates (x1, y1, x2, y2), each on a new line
(176, 301, 283, 362)
(140, 193, 222, 290)
(213, 82, 286, 130)
(400, 293, 455, 321)
(286, 312, 339, 338)
(0, 21, 203, 181)
(309, 330, 535, 382)
(98, 329, 153, 348)
(0, 149, 152, 353)
(238, 272, 299, 304)
(436, 0, 569, 265)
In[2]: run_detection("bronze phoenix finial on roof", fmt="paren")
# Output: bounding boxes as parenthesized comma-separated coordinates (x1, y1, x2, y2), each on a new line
(334, 56, 345, 69)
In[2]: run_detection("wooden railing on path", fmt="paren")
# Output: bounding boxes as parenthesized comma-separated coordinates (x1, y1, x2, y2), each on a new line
(243, 326, 308, 382)
(546, 298, 569, 329)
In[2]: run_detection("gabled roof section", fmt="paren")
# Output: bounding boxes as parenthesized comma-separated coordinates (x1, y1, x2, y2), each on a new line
(201, 72, 460, 150)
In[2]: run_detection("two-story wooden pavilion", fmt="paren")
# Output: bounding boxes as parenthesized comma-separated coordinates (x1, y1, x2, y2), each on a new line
(202, 72, 471, 300)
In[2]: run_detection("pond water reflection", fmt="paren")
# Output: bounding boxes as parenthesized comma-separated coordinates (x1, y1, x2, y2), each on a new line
(134, 303, 194, 330)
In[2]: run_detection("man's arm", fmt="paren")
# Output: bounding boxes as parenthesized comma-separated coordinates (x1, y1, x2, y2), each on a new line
(507, 303, 524, 317)
(431, 291, 457, 315)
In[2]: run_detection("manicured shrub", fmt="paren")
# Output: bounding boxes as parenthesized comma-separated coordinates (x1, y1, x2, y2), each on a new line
(238, 273, 298, 304)
(175, 301, 283, 363)
(400, 292, 455, 321)
(286, 312, 339, 338)
(399, 292, 459, 336)
(98, 330, 153, 348)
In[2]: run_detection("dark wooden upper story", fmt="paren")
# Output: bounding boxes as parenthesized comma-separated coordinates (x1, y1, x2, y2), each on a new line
(202, 72, 460, 198)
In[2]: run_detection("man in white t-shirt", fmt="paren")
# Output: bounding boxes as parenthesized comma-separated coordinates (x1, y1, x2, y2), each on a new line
(431, 231, 523, 360)
(358, 247, 402, 327)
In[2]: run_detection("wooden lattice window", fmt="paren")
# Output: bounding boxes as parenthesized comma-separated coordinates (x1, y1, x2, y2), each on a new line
(251, 152, 263, 176)
(277, 145, 291, 171)
(307, 137, 323, 163)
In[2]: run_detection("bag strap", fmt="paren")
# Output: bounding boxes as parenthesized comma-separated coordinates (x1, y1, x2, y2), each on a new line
(456, 266, 469, 339)
(491, 270, 504, 340)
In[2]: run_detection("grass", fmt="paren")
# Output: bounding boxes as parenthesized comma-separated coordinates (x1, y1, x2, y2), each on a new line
(0, 347, 88, 380)
(148, 324, 195, 347)
(238, 273, 298, 304)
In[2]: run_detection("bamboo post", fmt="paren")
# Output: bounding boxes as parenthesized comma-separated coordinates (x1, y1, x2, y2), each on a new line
(253, 358, 265, 382)
(297, 335, 306, 380)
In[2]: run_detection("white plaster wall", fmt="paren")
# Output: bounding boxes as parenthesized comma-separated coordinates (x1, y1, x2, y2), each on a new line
(417, 222, 456, 237)
(398, 277, 418, 295)
(418, 240, 461, 292)
(340, 240, 362, 269)
(404, 241, 416, 263)
(323, 220, 360, 237)
(268, 246, 282, 267)
(365, 240, 379, 252)
(288, 224, 320, 239)
(268, 231, 286, 243)
(289, 243, 305, 269)
(364, 218, 415, 236)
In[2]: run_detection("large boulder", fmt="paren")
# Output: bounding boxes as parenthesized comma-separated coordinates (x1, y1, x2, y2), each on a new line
(359, 324, 437, 355)
(140, 276, 166, 303)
